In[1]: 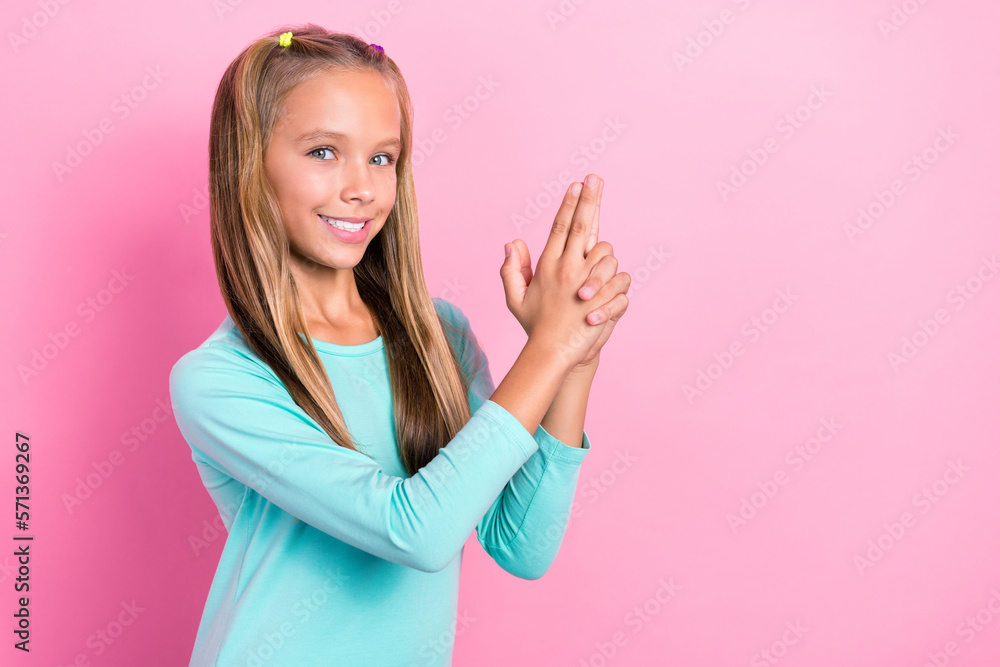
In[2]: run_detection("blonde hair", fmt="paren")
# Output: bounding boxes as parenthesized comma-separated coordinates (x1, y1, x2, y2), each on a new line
(208, 23, 472, 475)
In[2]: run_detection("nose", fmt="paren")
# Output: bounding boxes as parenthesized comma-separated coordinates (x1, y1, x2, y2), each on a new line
(339, 156, 376, 205)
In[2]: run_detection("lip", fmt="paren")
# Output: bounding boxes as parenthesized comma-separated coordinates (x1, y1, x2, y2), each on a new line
(319, 214, 372, 244)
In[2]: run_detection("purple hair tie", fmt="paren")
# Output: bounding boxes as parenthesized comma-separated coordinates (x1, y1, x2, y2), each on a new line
(370, 43, 384, 53)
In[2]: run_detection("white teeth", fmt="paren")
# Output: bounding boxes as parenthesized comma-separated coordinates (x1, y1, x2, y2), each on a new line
(321, 215, 365, 232)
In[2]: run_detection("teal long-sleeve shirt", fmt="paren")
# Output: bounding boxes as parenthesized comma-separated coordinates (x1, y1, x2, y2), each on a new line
(168, 298, 591, 666)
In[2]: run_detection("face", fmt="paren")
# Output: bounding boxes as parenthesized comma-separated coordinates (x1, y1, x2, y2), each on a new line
(264, 68, 401, 279)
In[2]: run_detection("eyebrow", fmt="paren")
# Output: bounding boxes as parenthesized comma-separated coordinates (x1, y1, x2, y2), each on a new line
(294, 129, 401, 151)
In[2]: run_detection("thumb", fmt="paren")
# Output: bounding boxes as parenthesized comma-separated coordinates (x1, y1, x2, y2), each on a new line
(499, 242, 526, 310)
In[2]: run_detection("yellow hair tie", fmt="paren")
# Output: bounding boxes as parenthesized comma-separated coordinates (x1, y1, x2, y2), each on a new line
(278, 32, 293, 48)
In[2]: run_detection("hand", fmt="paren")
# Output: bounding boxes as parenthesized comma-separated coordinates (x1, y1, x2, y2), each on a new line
(570, 178, 630, 370)
(500, 174, 630, 370)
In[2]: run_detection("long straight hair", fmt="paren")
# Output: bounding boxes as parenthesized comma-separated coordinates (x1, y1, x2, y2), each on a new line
(208, 23, 472, 475)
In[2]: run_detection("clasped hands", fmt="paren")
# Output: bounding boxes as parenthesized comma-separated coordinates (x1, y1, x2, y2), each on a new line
(500, 174, 630, 373)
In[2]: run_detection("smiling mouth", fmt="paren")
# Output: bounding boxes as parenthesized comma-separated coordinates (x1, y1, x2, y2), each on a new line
(319, 215, 370, 231)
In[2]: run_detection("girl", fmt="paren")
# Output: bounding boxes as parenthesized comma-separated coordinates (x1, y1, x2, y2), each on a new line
(169, 23, 630, 666)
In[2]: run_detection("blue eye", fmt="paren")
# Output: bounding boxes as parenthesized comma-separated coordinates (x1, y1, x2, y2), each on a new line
(309, 147, 334, 160)
(308, 147, 397, 166)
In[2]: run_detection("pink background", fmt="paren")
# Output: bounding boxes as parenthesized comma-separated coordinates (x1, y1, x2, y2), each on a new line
(3, 0, 1000, 665)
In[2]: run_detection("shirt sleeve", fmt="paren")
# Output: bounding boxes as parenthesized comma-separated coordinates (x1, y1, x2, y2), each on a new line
(169, 339, 543, 575)
(437, 299, 592, 581)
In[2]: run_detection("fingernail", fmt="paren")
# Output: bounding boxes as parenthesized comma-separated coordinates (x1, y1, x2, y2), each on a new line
(580, 286, 593, 299)
(571, 182, 582, 196)
(504, 243, 511, 258)
(588, 312, 601, 324)
(585, 174, 598, 189)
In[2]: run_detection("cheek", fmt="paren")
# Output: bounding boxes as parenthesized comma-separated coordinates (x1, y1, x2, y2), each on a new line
(268, 167, 298, 207)
(380, 178, 398, 211)
(290, 173, 327, 202)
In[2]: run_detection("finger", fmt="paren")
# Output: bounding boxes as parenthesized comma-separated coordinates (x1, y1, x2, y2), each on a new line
(588, 309, 620, 353)
(565, 174, 601, 260)
(499, 241, 528, 310)
(586, 292, 630, 326)
(513, 239, 533, 286)
(585, 178, 603, 256)
(585, 273, 632, 324)
(540, 181, 583, 264)
(578, 253, 618, 301)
